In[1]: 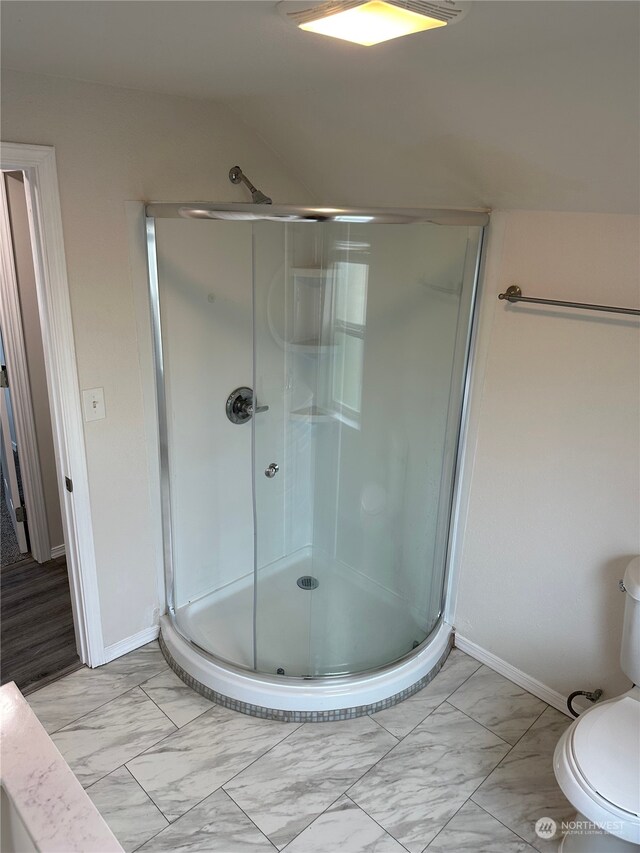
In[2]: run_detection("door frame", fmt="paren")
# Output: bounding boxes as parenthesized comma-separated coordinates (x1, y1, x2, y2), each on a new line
(0, 175, 52, 562)
(0, 141, 104, 666)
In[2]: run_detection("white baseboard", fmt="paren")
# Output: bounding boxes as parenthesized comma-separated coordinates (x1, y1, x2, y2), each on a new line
(454, 634, 572, 718)
(101, 625, 160, 665)
(50, 544, 66, 559)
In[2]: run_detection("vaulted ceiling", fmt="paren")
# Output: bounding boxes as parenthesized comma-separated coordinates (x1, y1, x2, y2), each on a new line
(2, 1, 638, 211)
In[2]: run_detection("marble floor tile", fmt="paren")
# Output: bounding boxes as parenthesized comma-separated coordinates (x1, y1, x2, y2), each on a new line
(140, 669, 213, 727)
(373, 649, 482, 738)
(349, 702, 511, 853)
(26, 639, 573, 853)
(86, 766, 168, 852)
(472, 707, 573, 852)
(99, 642, 167, 680)
(448, 665, 547, 744)
(52, 687, 176, 787)
(127, 705, 299, 822)
(28, 641, 168, 733)
(224, 716, 397, 849)
(137, 789, 275, 852)
(426, 801, 537, 852)
(284, 795, 406, 853)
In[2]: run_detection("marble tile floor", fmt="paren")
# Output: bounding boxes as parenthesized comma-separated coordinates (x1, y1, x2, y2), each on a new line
(26, 642, 575, 853)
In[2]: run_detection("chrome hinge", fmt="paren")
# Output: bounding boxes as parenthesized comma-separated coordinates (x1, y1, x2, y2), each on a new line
(65, 477, 73, 493)
(15, 505, 26, 523)
(0, 365, 8, 388)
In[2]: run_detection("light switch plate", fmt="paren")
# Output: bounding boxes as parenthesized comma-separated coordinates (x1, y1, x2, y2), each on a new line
(82, 387, 106, 421)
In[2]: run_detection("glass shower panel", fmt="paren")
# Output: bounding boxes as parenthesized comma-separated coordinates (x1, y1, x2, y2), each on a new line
(252, 220, 480, 677)
(252, 220, 330, 675)
(155, 218, 256, 669)
(308, 223, 477, 675)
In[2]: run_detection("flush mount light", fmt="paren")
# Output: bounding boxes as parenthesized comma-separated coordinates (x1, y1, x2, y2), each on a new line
(282, 0, 468, 46)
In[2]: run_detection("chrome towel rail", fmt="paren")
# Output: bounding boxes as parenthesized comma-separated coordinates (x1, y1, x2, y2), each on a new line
(498, 285, 640, 317)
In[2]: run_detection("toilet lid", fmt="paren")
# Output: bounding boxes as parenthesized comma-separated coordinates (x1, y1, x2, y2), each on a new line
(572, 697, 640, 816)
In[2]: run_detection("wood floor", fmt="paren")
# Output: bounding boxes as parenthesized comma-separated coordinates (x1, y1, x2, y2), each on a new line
(1, 553, 80, 693)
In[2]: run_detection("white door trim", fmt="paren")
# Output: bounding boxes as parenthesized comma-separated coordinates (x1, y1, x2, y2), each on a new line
(0, 141, 104, 666)
(0, 174, 52, 563)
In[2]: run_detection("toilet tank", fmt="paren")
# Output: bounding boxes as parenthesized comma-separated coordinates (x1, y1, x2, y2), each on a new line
(621, 557, 640, 685)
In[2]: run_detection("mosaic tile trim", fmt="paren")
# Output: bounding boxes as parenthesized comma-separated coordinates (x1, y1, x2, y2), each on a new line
(159, 631, 454, 723)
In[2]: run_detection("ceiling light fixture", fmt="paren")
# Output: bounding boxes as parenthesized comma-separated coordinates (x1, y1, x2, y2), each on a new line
(283, 0, 468, 46)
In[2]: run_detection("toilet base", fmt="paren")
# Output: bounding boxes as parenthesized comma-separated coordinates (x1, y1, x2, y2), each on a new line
(560, 813, 639, 852)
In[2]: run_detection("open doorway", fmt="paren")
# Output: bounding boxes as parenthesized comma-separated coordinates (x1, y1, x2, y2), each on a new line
(0, 170, 81, 691)
(1, 324, 29, 561)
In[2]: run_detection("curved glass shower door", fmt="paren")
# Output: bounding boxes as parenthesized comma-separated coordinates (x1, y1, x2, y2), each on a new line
(154, 217, 257, 670)
(252, 220, 481, 677)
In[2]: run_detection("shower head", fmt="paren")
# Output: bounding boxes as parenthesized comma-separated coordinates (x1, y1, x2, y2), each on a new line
(229, 166, 272, 205)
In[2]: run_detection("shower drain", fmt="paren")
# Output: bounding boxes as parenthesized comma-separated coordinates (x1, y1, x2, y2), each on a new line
(297, 576, 319, 590)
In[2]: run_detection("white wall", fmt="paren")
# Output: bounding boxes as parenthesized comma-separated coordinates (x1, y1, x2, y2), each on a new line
(4, 172, 65, 553)
(1, 70, 310, 649)
(454, 211, 640, 700)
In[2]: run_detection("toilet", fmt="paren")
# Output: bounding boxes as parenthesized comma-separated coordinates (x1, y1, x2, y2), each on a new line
(554, 557, 640, 851)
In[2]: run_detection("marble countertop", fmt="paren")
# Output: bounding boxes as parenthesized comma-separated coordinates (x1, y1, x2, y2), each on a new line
(0, 681, 123, 852)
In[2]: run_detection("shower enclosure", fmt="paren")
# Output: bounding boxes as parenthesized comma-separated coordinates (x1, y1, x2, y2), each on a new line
(146, 202, 487, 717)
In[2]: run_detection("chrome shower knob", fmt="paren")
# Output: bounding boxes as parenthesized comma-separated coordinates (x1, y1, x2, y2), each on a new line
(226, 387, 269, 424)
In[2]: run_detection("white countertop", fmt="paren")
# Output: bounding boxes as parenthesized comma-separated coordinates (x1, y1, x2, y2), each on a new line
(0, 681, 123, 852)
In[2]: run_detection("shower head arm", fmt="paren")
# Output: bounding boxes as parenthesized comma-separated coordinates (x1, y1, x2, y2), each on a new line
(228, 166, 272, 204)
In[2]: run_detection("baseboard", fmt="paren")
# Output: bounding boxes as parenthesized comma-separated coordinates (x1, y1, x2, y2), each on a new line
(101, 625, 160, 665)
(454, 634, 572, 718)
(50, 544, 66, 559)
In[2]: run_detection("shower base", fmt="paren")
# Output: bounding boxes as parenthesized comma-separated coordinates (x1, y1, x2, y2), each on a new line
(160, 550, 454, 720)
(175, 549, 433, 677)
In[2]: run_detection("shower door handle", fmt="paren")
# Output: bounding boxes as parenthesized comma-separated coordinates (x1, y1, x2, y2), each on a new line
(265, 463, 279, 478)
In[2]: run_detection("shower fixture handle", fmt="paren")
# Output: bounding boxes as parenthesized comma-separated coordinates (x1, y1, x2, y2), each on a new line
(265, 463, 279, 478)
(247, 403, 269, 416)
(226, 387, 269, 424)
